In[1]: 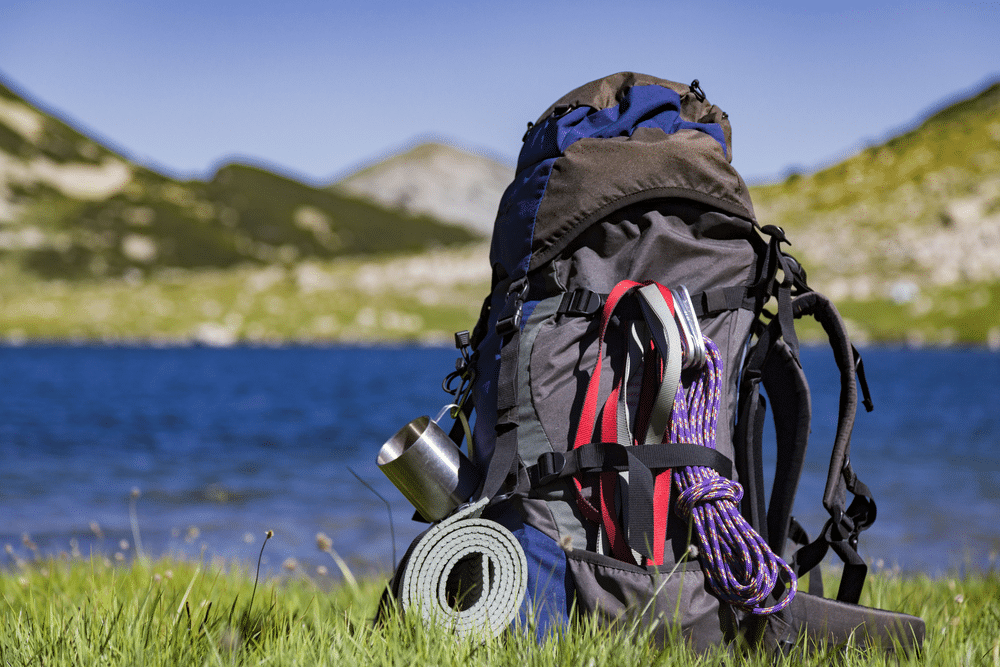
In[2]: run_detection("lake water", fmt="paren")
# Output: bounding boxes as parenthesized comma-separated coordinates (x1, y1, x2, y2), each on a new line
(1, 344, 998, 579)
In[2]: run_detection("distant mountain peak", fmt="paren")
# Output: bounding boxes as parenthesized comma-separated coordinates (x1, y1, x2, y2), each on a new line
(332, 140, 514, 236)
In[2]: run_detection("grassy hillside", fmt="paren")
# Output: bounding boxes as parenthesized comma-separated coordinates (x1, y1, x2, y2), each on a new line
(0, 77, 476, 283)
(0, 244, 491, 345)
(2, 72, 999, 345)
(751, 80, 1000, 345)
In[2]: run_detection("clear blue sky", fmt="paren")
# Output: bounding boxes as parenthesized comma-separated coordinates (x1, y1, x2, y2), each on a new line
(1, 0, 997, 185)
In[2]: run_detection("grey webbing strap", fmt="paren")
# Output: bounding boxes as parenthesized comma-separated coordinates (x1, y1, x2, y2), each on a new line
(616, 322, 650, 447)
(636, 284, 682, 446)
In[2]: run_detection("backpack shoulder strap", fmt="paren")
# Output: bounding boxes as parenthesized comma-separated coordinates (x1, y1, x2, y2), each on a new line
(760, 337, 811, 560)
(738, 279, 877, 605)
(786, 291, 876, 605)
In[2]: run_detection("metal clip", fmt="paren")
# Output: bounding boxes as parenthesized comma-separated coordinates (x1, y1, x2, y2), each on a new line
(495, 278, 529, 336)
(670, 285, 706, 370)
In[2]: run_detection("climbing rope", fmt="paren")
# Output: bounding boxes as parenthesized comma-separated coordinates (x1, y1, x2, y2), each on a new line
(670, 338, 797, 615)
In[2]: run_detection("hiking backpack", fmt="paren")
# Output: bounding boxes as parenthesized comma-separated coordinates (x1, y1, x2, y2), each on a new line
(382, 72, 924, 653)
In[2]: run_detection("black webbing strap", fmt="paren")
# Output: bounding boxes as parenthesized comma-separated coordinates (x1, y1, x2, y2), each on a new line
(735, 377, 770, 541)
(527, 441, 732, 562)
(853, 344, 875, 413)
(775, 281, 799, 359)
(786, 291, 877, 604)
(762, 338, 812, 558)
(734, 315, 772, 538)
(691, 285, 754, 317)
(525, 441, 733, 488)
(555, 285, 755, 321)
(469, 288, 494, 351)
(478, 327, 521, 502)
(792, 508, 869, 605)
(787, 518, 824, 597)
(476, 277, 528, 503)
(556, 288, 603, 317)
(791, 292, 866, 518)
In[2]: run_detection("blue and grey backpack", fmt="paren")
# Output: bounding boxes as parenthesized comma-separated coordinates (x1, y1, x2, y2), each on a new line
(382, 72, 924, 654)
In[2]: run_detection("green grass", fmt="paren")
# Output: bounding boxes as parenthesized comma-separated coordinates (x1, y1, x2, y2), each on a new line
(2, 546, 996, 666)
(0, 244, 492, 345)
(787, 279, 1000, 347)
(3, 242, 997, 347)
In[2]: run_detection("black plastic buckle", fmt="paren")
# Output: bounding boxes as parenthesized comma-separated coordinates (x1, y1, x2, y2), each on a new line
(761, 224, 789, 245)
(535, 451, 566, 486)
(495, 278, 529, 337)
(558, 289, 603, 317)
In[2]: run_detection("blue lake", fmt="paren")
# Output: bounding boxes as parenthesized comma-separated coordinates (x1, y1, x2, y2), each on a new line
(1, 344, 998, 578)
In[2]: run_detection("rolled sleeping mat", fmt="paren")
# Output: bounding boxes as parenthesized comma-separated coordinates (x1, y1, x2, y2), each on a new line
(395, 499, 527, 639)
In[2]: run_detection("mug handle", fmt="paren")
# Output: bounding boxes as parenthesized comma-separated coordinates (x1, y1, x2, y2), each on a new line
(433, 403, 475, 461)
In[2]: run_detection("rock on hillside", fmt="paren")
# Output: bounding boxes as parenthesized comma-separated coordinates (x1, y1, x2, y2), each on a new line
(0, 82, 132, 222)
(333, 141, 514, 236)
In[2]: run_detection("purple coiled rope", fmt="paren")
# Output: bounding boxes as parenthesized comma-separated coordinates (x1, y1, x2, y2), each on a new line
(669, 338, 797, 615)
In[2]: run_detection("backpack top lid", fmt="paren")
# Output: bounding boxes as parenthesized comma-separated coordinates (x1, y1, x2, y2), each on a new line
(493, 72, 757, 279)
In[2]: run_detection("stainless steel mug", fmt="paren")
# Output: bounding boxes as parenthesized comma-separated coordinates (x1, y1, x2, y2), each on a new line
(377, 407, 480, 522)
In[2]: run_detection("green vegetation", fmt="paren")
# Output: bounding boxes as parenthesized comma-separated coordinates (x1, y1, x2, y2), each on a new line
(749, 80, 1000, 347)
(753, 82, 1000, 223)
(1, 547, 995, 666)
(0, 244, 491, 345)
(9, 163, 477, 281)
(3, 73, 999, 345)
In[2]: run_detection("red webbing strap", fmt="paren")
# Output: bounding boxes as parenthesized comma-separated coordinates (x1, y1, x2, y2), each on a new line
(573, 281, 637, 449)
(572, 280, 677, 566)
(599, 382, 632, 562)
(572, 280, 638, 561)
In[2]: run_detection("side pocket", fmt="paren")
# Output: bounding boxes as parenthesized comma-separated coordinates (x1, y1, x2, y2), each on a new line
(485, 499, 572, 642)
(565, 549, 735, 652)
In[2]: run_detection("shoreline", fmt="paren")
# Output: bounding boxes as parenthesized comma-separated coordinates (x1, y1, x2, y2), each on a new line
(0, 337, 997, 351)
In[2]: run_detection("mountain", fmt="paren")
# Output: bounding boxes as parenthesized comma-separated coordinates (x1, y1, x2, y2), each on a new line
(333, 141, 513, 235)
(0, 76, 477, 281)
(750, 78, 1000, 345)
(1, 71, 997, 345)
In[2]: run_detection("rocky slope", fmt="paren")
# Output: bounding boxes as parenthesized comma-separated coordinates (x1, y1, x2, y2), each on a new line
(753, 81, 1000, 291)
(751, 79, 1000, 344)
(333, 141, 513, 236)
